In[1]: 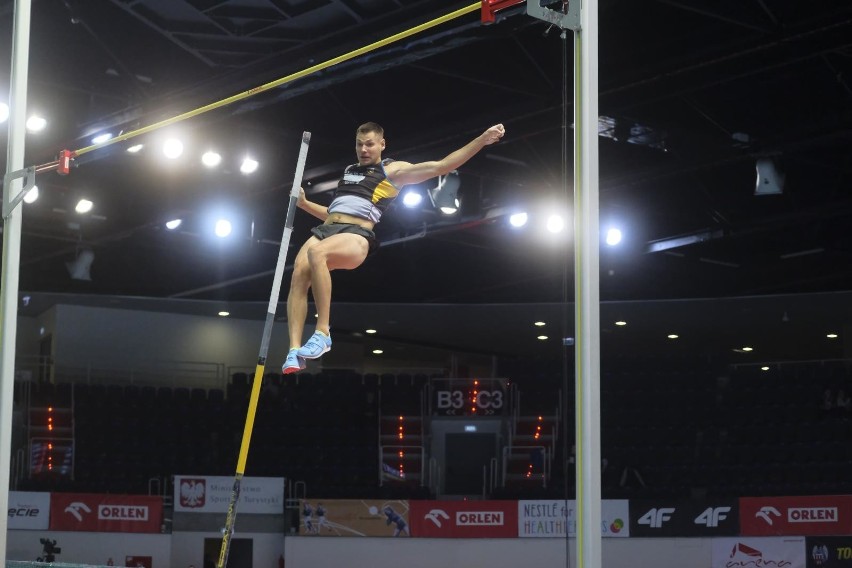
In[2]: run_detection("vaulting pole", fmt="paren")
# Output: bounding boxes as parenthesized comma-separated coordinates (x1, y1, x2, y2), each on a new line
(0, 0, 32, 563)
(217, 132, 310, 568)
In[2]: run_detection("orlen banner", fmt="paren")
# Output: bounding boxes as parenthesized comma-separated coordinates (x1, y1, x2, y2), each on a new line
(409, 500, 517, 538)
(173, 475, 284, 514)
(49, 493, 162, 533)
(806, 536, 852, 568)
(629, 499, 739, 537)
(712, 537, 805, 568)
(298, 499, 409, 537)
(518, 500, 629, 538)
(8, 491, 50, 530)
(741, 496, 852, 536)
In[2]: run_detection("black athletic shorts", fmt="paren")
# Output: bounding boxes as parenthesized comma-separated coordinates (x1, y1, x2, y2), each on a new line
(311, 222, 379, 255)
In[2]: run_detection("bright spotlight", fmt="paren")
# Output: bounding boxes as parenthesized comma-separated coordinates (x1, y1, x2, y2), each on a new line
(605, 228, 622, 246)
(0, 103, 9, 123)
(126, 144, 144, 153)
(402, 191, 422, 207)
(240, 158, 259, 174)
(91, 132, 112, 144)
(201, 151, 222, 167)
(439, 200, 459, 215)
(23, 185, 39, 204)
(163, 138, 184, 159)
(165, 219, 182, 230)
(509, 212, 528, 227)
(218, 311, 230, 317)
(215, 219, 232, 237)
(75, 199, 93, 214)
(26, 115, 47, 132)
(546, 214, 564, 233)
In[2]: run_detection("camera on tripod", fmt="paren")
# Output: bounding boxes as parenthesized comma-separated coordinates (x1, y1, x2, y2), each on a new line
(37, 538, 61, 563)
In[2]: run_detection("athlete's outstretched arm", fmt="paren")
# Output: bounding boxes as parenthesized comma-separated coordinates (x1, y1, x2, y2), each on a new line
(386, 123, 505, 188)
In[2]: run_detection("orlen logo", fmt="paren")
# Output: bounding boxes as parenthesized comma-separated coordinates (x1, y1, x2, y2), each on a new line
(456, 511, 504, 526)
(98, 505, 149, 521)
(64, 502, 92, 522)
(424, 509, 450, 527)
(788, 507, 838, 523)
(179, 478, 206, 508)
(755, 506, 782, 525)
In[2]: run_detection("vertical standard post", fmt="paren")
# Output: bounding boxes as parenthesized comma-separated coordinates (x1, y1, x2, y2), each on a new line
(0, 0, 32, 563)
(574, 1, 602, 568)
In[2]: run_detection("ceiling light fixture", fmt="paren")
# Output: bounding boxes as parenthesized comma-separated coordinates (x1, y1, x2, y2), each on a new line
(91, 132, 112, 144)
(667, 334, 679, 339)
(75, 199, 93, 214)
(509, 212, 528, 227)
(201, 151, 222, 167)
(615, 320, 627, 326)
(240, 158, 259, 174)
(126, 144, 144, 153)
(163, 138, 184, 159)
(26, 115, 47, 132)
(165, 219, 182, 230)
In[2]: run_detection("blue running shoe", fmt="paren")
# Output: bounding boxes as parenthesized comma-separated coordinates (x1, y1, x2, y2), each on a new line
(282, 349, 306, 374)
(297, 331, 332, 359)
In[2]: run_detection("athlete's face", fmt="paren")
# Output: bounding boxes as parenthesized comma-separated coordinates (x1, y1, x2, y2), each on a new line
(355, 131, 385, 165)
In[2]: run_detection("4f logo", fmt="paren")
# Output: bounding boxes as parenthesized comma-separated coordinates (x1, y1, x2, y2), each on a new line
(694, 506, 731, 527)
(638, 507, 675, 528)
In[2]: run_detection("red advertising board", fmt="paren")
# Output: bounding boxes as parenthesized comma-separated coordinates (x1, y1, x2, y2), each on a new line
(409, 500, 518, 538)
(740, 496, 852, 536)
(50, 493, 163, 533)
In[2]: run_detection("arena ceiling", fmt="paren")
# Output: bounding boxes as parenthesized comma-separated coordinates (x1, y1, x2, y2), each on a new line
(2, 0, 852, 364)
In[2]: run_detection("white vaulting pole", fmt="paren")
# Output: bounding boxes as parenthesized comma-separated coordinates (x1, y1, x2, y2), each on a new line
(574, 1, 602, 568)
(0, 0, 33, 563)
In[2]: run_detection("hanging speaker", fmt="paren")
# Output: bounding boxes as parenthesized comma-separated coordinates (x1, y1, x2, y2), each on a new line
(66, 249, 95, 281)
(755, 158, 785, 195)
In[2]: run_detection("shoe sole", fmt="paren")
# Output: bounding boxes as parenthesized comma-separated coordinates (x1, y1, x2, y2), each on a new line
(282, 365, 302, 375)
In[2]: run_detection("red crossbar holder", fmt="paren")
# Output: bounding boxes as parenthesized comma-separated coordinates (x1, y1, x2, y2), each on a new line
(481, 0, 525, 24)
(57, 149, 75, 175)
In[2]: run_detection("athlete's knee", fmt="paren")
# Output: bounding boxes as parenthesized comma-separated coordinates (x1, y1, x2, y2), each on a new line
(291, 258, 312, 288)
(306, 246, 329, 268)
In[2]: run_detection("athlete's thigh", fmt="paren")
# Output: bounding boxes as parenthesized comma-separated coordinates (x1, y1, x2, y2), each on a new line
(315, 233, 369, 270)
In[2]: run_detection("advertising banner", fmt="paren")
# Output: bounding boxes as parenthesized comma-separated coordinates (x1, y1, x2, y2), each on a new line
(409, 500, 517, 538)
(629, 499, 739, 537)
(806, 537, 852, 568)
(173, 475, 284, 514)
(713, 537, 805, 568)
(299, 499, 409, 537)
(741, 496, 852, 536)
(8, 491, 50, 530)
(517, 500, 629, 538)
(49, 493, 162, 533)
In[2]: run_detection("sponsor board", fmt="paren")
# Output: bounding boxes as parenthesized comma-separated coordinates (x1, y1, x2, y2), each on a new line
(299, 499, 409, 537)
(517, 500, 629, 538)
(713, 537, 805, 568)
(741, 496, 852, 536)
(8, 491, 50, 530)
(629, 499, 739, 536)
(409, 501, 517, 538)
(806, 537, 852, 568)
(173, 475, 284, 514)
(49, 493, 162, 533)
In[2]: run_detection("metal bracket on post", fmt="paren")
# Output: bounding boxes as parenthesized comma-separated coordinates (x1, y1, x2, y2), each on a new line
(527, 0, 581, 31)
(2, 166, 36, 220)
